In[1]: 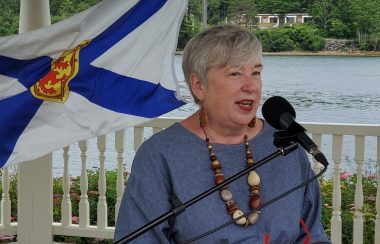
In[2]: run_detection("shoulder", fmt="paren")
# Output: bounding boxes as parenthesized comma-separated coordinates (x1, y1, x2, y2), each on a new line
(132, 122, 202, 168)
(139, 122, 197, 150)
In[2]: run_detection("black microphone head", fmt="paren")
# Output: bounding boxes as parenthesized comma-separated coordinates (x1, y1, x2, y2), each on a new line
(262, 96, 296, 130)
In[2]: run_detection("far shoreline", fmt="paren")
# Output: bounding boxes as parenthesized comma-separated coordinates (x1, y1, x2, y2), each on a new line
(263, 51, 380, 57)
(176, 50, 380, 57)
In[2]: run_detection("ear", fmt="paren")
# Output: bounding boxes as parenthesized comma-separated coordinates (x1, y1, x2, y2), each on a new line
(189, 72, 205, 101)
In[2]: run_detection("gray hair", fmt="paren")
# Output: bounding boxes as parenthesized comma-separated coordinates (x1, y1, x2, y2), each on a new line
(182, 24, 262, 103)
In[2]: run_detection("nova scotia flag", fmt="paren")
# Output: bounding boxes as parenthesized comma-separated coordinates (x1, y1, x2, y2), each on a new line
(0, 0, 187, 167)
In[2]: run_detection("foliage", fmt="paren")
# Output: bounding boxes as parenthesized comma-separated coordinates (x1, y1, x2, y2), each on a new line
(52, 168, 119, 243)
(255, 29, 295, 52)
(177, 14, 201, 50)
(226, 0, 258, 29)
(320, 172, 377, 244)
(0, 0, 20, 35)
(1, 0, 380, 51)
(255, 24, 325, 52)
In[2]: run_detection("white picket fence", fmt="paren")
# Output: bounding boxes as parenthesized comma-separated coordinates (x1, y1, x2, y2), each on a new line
(0, 118, 379, 243)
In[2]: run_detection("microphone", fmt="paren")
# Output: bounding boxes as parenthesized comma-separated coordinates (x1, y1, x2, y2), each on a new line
(262, 96, 328, 166)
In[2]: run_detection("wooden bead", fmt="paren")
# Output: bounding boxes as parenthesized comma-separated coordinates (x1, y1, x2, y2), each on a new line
(211, 160, 221, 170)
(249, 194, 261, 210)
(214, 174, 224, 185)
(247, 171, 260, 186)
(232, 210, 247, 225)
(204, 133, 261, 226)
(210, 155, 216, 161)
(246, 158, 254, 165)
(226, 202, 238, 215)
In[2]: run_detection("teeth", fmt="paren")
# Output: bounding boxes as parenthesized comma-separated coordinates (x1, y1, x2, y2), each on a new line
(240, 101, 252, 105)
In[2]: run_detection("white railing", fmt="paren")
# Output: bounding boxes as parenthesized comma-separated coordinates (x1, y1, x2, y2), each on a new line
(0, 118, 379, 243)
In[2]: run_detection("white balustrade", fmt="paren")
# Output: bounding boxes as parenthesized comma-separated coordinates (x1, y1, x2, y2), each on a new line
(331, 134, 342, 244)
(1, 168, 11, 226)
(61, 146, 72, 226)
(115, 130, 126, 220)
(0, 119, 379, 243)
(97, 135, 108, 229)
(79, 140, 90, 227)
(353, 136, 365, 244)
(375, 136, 380, 244)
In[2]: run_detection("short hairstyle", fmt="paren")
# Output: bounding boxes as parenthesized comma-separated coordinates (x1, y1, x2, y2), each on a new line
(182, 24, 262, 103)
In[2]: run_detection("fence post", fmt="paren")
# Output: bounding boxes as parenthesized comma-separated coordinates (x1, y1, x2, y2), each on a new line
(17, 154, 53, 243)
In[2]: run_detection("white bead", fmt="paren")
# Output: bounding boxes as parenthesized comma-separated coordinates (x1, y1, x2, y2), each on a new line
(220, 189, 232, 201)
(248, 211, 260, 225)
(232, 210, 247, 225)
(247, 171, 260, 186)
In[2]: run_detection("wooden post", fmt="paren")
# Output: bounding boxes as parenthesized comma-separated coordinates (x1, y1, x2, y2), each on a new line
(17, 0, 53, 243)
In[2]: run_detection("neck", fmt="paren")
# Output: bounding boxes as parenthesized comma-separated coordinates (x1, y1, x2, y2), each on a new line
(202, 124, 248, 144)
(180, 112, 263, 144)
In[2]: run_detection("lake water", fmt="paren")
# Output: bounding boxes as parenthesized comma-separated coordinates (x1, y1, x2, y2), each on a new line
(52, 55, 380, 177)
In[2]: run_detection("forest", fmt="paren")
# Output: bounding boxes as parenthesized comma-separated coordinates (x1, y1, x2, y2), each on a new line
(0, 0, 379, 51)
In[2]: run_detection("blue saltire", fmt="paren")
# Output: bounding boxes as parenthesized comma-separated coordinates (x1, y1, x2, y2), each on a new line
(0, 0, 186, 167)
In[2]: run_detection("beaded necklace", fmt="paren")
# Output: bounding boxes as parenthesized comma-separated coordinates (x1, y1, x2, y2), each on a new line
(203, 129, 261, 226)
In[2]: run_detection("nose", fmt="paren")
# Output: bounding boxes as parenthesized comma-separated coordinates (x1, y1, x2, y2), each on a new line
(242, 74, 260, 93)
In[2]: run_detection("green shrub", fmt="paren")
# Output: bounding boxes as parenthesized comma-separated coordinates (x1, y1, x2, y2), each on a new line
(255, 29, 295, 52)
(255, 25, 325, 52)
(320, 173, 377, 244)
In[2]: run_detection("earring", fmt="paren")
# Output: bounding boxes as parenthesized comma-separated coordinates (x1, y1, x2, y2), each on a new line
(199, 104, 207, 128)
(248, 116, 257, 128)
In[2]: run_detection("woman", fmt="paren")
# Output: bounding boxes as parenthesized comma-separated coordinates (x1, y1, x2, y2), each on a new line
(114, 24, 330, 243)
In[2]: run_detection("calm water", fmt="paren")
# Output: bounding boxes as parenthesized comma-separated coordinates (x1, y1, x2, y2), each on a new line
(53, 55, 380, 177)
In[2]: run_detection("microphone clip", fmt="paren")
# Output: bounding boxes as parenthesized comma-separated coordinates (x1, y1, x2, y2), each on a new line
(273, 122, 306, 149)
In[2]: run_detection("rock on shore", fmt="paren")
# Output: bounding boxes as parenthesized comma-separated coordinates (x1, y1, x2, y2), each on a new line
(324, 39, 358, 51)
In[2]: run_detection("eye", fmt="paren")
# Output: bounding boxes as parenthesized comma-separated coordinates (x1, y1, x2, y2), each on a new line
(230, 72, 241, 77)
(252, 71, 261, 77)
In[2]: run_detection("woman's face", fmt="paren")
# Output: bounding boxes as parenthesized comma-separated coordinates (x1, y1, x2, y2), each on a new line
(201, 62, 263, 129)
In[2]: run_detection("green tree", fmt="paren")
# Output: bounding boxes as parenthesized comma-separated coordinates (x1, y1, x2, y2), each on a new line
(0, 0, 20, 35)
(207, 0, 224, 25)
(227, 0, 257, 29)
(310, 0, 334, 35)
(351, 0, 380, 50)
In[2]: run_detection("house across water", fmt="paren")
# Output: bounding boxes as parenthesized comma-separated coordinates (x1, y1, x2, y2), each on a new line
(256, 13, 312, 28)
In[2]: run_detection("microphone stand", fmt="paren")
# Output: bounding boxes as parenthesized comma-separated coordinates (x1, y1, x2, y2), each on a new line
(115, 143, 299, 244)
(183, 153, 328, 243)
(181, 128, 330, 243)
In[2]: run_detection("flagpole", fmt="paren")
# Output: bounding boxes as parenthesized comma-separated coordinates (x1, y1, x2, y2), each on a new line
(17, 0, 53, 243)
(202, 0, 207, 29)
(19, 0, 51, 34)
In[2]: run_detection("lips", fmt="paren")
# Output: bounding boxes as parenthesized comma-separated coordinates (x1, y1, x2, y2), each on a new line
(236, 99, 254, 110)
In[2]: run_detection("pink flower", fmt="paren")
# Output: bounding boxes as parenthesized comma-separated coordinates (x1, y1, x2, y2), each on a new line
(0, 235, 15, 240)
(367, 173, 377, 179)
(367, 195, 376, 202)
(72, 216, 79, 224)
(340, 172, 350, 180)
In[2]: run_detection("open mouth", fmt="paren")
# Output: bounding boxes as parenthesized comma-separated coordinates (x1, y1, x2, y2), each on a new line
(237, 100, 253, 108)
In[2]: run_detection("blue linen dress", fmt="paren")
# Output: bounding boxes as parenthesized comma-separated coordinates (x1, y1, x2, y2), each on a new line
(114, 121, 331, 244)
